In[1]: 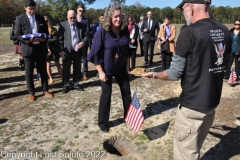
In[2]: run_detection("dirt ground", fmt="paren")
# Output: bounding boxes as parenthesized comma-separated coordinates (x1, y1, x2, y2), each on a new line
(0, 43, 240, 160)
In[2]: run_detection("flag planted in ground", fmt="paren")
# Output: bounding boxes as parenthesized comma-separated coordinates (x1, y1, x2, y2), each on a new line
(228, 68, 237, 85)
(124, 92, 144, 132)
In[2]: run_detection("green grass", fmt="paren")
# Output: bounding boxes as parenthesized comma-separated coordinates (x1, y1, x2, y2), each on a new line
(51, 145, 61, 152)
(0, 28, 12, 45)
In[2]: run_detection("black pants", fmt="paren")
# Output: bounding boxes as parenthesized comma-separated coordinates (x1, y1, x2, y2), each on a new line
(130, 48, 137, 70)
(62, 50, 82, 87)
(161, 51, 173, 70)
(98, 66, 131, 127)
(82, 46, 88, 76)
(24, 45, 48, 95)
(225, 54, 240, 80)
(139, 39, 144, 56)
(143, 40, 155, 63)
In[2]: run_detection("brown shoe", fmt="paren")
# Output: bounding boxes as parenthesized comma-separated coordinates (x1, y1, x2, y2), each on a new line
(43, 92, 53, 97)
(29, 95, 36, 101)
(82, 76, 88, 81)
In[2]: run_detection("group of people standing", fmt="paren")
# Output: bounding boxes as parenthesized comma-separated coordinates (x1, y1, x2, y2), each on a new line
(11, 0, 96, 98)
(137, 12, 176, 69)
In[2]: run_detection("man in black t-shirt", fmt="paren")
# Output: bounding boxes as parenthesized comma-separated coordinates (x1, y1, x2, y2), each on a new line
(142, 0, 231, 159)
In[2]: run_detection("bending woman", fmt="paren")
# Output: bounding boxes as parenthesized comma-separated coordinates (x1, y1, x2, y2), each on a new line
(87, 4, 131, 133)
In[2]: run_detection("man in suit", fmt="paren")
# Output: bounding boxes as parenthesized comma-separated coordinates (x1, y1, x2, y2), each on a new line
(141, 11, 160, 65)
(76, 4, 90, 81)
(138, 16, 145, 57)
(15, 0, 53, 101)
(57, 10, 89, 94)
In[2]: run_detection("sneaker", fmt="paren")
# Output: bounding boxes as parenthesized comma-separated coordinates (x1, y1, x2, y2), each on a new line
(235, 117, 240, 126)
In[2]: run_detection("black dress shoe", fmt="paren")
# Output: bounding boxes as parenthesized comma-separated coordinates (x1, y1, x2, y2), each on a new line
(19, 64, 24, 70)
(99, 125, 109, 133)
(62, 87, 68, 94)
(74, 85, 84, 91)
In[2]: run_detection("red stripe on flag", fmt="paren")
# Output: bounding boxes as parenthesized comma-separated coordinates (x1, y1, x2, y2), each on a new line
(228, 69, 237, 85)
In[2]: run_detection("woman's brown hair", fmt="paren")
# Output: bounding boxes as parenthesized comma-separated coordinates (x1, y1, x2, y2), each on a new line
(44, 16, 56, 35)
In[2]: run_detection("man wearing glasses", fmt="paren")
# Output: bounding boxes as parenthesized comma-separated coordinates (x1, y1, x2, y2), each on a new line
(142, 0, 231, 159)
(57, 10, 89, 93)
(76, 4, 90, 81)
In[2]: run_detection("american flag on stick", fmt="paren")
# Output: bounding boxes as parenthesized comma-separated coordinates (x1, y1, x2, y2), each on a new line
(124, 92, 144, 132)
(228, 68, 237, 85)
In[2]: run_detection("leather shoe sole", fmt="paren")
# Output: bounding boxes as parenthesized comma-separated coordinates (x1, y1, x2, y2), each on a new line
(29, 95, 35, 101)
(82, 76, 88, 81)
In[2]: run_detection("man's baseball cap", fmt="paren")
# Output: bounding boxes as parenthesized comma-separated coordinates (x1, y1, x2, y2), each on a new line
(176, 0, 211, 9)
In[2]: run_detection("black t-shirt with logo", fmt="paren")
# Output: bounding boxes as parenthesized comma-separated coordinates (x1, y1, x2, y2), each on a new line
(175, 18, 231, 111)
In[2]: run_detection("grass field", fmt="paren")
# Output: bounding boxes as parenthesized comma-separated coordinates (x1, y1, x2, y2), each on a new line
(0, 28, 13, 45)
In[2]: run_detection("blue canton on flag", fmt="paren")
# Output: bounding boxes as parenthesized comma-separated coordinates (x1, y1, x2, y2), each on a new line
(19, 33, 52, 40)
(124, 92, 144, 132)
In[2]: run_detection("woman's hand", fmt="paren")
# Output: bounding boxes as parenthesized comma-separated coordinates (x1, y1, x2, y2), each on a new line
(48, 49, 51, 55)
(99, 72, 108, 82)
(160, 37, 166, 43)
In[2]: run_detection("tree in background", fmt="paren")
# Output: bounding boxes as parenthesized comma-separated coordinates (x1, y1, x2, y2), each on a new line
(0, 0, 15, 24)
(0, 0, 240, 25)
(110, 0, 125, 5)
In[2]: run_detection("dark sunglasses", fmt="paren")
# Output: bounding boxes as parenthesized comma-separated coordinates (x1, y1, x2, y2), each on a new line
(69, 17, 76, 20)
(78, 10, 84, 12)
(45, 20, 48, 22)
(235, 23, 240, 26)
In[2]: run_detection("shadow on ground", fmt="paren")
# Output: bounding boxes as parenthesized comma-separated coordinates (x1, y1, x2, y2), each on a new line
(143, 97, 179, 120)
(143, 120, 172, 140)
(201, 125, 240, 160)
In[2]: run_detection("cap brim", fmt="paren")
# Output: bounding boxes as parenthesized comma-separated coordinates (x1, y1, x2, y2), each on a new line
(176, 1, 185, 9)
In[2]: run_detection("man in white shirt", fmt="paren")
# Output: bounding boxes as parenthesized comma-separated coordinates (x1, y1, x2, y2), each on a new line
(15, 0, 53, 101)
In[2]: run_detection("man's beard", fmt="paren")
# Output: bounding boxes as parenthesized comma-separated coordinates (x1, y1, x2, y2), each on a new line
(185, 13, 192, 25)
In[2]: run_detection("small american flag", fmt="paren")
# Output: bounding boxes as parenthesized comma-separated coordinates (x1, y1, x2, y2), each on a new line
(124, 92, 144, 132)
(228, 68, 237, 85)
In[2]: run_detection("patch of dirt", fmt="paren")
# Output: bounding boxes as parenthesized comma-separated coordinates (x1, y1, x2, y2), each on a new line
(0, 43, 240, 160)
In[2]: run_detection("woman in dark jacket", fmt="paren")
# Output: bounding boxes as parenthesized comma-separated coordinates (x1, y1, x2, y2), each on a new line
(127, 15, 139, 70)
(225, 19, 240, 81)
(87, 4, 131, 133)
(44, 16, 62, 83)
(10, 20, 24, 70)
